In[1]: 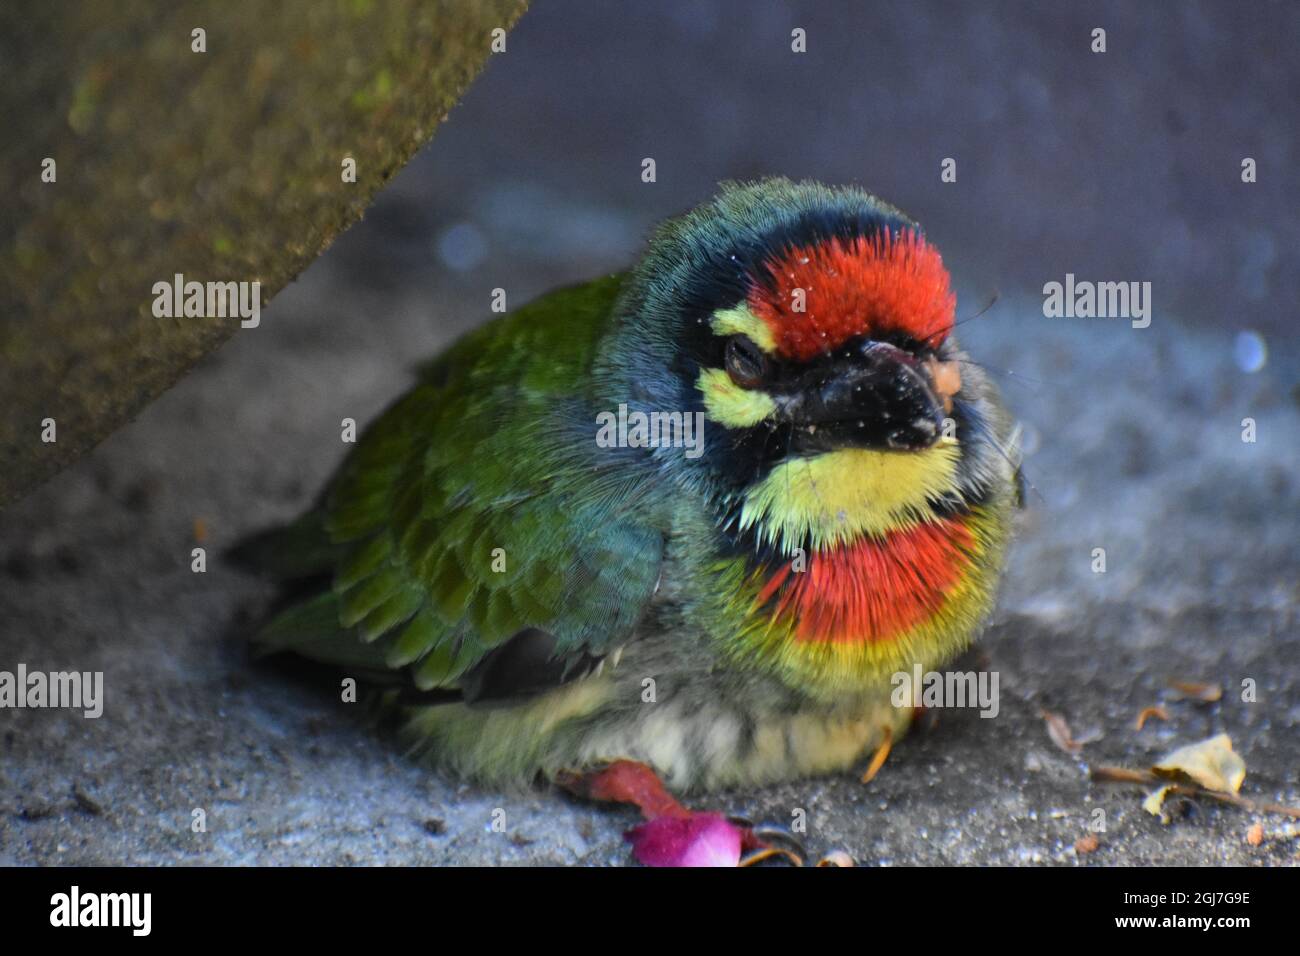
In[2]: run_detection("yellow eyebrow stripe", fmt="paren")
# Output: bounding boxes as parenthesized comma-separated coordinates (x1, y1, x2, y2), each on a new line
(696, 368, 776, 428)
(709, 304, 777, 354)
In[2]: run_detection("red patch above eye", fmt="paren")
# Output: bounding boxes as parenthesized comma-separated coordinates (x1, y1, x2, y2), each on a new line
(748, 230, 955, 360)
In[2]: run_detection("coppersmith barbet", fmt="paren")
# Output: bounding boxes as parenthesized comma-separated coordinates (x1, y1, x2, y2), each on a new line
(237, 179, 1019, 857)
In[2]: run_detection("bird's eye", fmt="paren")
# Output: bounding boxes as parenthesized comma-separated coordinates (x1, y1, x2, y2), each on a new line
(723, 335, 768, 388)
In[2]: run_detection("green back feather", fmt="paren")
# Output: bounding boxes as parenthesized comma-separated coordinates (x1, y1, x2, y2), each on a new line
(243, 273, 666, 695)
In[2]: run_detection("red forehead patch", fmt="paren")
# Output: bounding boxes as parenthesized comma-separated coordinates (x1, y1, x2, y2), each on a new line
(748, 230, 955, 360)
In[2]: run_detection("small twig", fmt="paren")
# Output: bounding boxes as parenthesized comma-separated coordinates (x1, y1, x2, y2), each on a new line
(1091, 765, 1300, 819)
(1134, 705, 1169, 731)
(1091, 766, 1159, 785)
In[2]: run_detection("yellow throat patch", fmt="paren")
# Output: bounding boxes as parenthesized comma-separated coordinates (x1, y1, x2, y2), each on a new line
(739, 442, 963, 553)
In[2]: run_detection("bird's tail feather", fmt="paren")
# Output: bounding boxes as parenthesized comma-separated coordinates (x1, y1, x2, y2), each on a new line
(251, 589, 405, 685)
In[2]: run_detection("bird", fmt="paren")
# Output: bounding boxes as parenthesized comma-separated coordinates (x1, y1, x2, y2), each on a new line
(233, 178, 1021, 865)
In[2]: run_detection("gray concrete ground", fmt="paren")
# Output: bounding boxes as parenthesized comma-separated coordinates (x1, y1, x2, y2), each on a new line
(1, 1, 1297, 865)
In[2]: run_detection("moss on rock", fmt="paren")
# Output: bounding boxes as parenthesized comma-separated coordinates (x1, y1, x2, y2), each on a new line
(0, 0, 528, 507)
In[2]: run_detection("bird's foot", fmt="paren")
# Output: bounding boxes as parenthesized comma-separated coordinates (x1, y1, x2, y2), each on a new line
(859, 724, 894, 784)
(557, 759, 803, 867)
(732, 818, 806, 867)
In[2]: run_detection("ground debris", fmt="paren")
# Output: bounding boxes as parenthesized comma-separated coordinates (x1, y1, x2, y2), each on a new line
(1168, 680, 1223, 703)
(1153, 733, 1245, 793)
(72, 784, 104, 816)
(1093, 735, 1300, 823)
(1134, 705, 1169, 731)
(1039, 708, 1082, 755)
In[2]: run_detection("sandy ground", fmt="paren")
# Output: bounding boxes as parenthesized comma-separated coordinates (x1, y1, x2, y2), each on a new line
(1, 1, 1297, 865)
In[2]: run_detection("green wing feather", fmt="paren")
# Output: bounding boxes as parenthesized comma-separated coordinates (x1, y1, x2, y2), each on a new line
(245, 273, 664, 695)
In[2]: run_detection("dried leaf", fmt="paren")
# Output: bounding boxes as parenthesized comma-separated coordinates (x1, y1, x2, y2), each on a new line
(1246, 823, 1264, 846)
(1153, 733, 1246, 794)
(1169, 681, 1223, 703)
(1144, 785, 1174, 824)
(1093, 765, 1300, 820)
(1135, 705, 1169, 731)
(1075, 833, 1100, 854)
(1040, 708, 1082, 755)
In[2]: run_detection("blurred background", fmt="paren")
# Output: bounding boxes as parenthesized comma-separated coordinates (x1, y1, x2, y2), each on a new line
(352, 0, 1297, 339)
(1, 1, 1296, 865)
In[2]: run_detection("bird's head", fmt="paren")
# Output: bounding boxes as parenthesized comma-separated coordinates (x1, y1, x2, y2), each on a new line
(690, 220, 961, 456)
(599, 178, 1010, 533)
(596, 179, 1017, 691)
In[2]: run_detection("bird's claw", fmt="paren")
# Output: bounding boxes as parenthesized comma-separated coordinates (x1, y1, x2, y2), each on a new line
(859, 724, 894, 784)
(561, 761, 829, 866)
(735, 819, 806, 866)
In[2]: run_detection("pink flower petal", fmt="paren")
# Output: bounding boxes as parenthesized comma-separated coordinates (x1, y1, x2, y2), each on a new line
(626, 812, 743, 867)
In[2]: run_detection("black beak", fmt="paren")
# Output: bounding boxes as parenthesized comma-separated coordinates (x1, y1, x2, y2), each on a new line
(774, 341, 945, 452)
